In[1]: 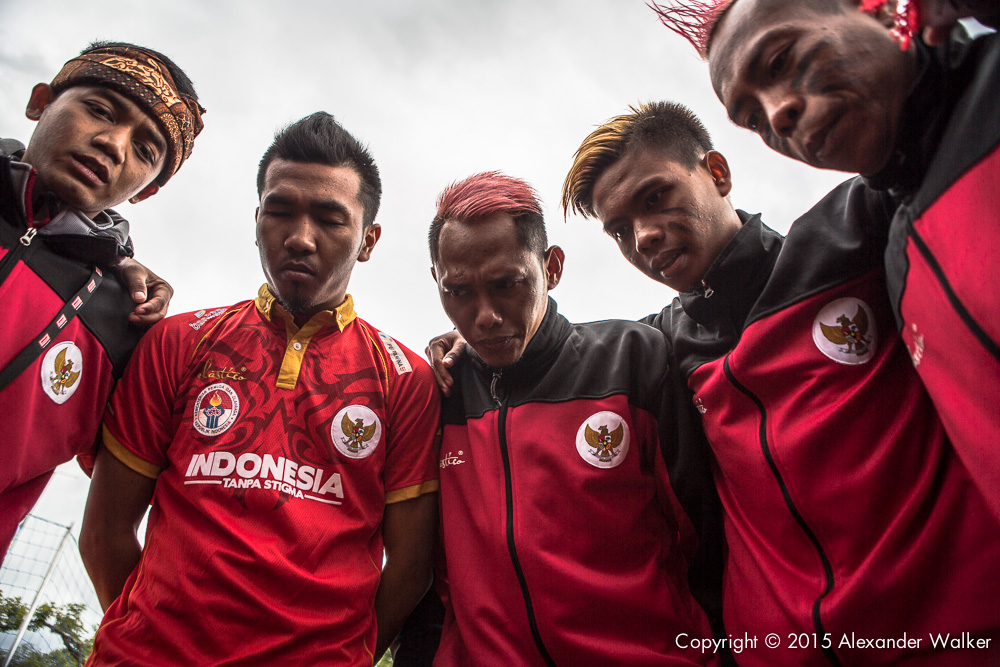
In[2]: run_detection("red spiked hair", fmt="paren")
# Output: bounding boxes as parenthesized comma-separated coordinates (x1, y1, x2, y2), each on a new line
(649, 0, 921, 56)
(647, 0, 735, 58)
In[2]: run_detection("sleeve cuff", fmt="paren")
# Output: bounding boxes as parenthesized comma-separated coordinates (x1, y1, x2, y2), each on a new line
(386, 479, 439, 504)
(102, 424, 163, 480)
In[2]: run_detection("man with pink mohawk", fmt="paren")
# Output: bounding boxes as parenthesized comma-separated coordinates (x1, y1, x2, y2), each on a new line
(425, 171, 728, 666)
(651, 0, 1000, 524)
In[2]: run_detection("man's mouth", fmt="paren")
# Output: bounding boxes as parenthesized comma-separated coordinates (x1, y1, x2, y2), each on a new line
(652, 247, 684, 276)
(279, 261, 317, 280)
(803, 114, 839, 167)
(71, 154, 110, 185)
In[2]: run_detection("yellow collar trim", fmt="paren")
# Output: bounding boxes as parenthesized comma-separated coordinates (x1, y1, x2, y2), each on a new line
(253, 284, 357, 333)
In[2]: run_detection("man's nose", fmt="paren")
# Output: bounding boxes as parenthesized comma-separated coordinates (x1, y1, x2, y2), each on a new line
(92, 126, 128, 165)
(284, 216, 318, 253)
(633, 217, 664, 256)
(474, 297, 502, 330)
(763, 89, 804, 139)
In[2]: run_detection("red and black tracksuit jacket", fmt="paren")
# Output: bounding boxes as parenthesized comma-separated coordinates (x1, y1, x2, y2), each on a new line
(0, 153, 141, 554)
(868, 31, 1000, 520)
(434, 299, 726, 667)
(647, 180, 1000, 666)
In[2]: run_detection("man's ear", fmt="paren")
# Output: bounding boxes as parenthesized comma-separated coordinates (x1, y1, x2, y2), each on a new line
(128, 181, 160, 205)
(26, 83, 54, 121)
(430, 265, 438, 282)
(543, 245, 565, 290)
(357, 223, 382, 262)
(704, 150, 733, 197)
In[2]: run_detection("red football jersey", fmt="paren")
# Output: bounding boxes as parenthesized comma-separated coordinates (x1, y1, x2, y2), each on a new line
(88, 287, 440, 666)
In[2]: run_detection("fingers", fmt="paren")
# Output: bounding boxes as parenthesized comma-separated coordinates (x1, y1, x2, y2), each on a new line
(126, 279, 174, 327)
(116, 258, 148, 304)
(426, 333, 468, 397)
(426, 339, 456, 396)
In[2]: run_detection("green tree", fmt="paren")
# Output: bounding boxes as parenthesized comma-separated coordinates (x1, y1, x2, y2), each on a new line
(0, 591, 94, 666)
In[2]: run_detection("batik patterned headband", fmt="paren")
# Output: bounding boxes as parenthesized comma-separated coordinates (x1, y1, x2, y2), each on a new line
(50, 45, 205, 185)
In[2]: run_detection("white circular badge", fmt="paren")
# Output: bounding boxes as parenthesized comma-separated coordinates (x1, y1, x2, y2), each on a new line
(812, 297, 878, 365)
(41, 341, 83, 405)
(332, 405, 382, 459)
(192, 382, 241, 436)
(576, 411, 630, 469)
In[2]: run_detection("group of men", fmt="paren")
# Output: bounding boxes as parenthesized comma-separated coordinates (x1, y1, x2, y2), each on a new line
(0, 0, 996, 665)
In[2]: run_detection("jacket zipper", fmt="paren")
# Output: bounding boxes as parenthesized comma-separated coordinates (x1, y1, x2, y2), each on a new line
(0, 227, 38, 286)
(722, 355, 842, 667)
(492, 371, 558, 667)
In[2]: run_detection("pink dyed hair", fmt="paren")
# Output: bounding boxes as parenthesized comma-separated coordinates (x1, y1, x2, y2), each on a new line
(649, 0, 921, 56)
(647, 0, 735, 58)
(435, 171, 542, 224)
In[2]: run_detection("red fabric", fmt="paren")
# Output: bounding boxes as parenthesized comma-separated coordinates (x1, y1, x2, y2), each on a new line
(88, 301, 440, 666)
(900, 143, 1000, 520)
(690, 270, 1000, 666)
(0, 251, 115, 554)
(437, 395, 717, 667)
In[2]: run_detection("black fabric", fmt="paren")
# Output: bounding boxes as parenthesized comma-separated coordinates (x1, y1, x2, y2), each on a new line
(0, 155, 143, 379)
(393, 589, 445, 667)
(442, 297, 730, 660)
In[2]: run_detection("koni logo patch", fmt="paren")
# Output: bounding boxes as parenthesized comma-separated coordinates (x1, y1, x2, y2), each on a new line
(192, 383, 241, 436)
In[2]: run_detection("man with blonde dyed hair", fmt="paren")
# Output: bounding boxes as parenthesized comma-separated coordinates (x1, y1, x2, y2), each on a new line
(559, 100, 1000, 665)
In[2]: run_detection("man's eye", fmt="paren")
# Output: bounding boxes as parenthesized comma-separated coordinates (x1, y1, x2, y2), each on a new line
(767, 45, 791, 78)
(746, 110, 762, 132)
(135, 143, 155, 164)
(446, 289, 468, 298)
(86, 101, 113, 120)
(645, 190, 662, 208)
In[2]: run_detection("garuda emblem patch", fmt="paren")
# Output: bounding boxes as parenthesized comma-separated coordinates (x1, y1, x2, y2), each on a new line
(332, 405, 382, 460)
(576, 411, 630, 469)
(41, 342, 83, 405)
(812, 297, 878, 365)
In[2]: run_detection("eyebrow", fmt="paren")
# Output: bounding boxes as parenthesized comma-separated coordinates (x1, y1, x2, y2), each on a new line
(261, 194, 352, 215)
(98, 89, 169, 155)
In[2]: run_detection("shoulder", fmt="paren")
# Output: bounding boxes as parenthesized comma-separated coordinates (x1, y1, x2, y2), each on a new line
(571, 318, 669, 353)
(140, 302, 249, 350)
(352, 318, 436, 385)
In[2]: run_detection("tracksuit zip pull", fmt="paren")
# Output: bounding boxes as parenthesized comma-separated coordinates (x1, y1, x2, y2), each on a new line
(490, 372, 502, 406)
(19, 228, 37, 246)
(701, 279, 714, 298)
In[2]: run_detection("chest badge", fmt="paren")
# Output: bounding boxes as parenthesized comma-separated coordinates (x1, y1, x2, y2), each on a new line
(41, 342, 83, 404)
(332, 405, 382, 460)
(576, 411, 630, 469)
(812, 297, 878, 365)
(193, 382, 241, 436)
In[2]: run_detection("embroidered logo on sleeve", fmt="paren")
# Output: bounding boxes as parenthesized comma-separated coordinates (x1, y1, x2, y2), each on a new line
(192, 383, 241, 436)
(377, 332, 412, 375)
(576, 411, 630, 469)
(41, 342, 83, 404)
(812, 297, 878, 365)
(332, 405, 382, 459)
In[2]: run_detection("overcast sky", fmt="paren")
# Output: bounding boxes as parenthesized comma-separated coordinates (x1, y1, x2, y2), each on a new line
(1, 0, 848, 535)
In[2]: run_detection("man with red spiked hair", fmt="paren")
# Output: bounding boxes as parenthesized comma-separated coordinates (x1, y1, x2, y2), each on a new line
(425, 171, 727, 666)
(651, 0, 1000, 524)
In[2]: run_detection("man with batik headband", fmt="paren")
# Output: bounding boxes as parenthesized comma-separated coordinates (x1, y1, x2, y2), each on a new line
(0, 40, 204, 556)
(80, 112, 440, 665)
(652, 0, 1000, 522)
